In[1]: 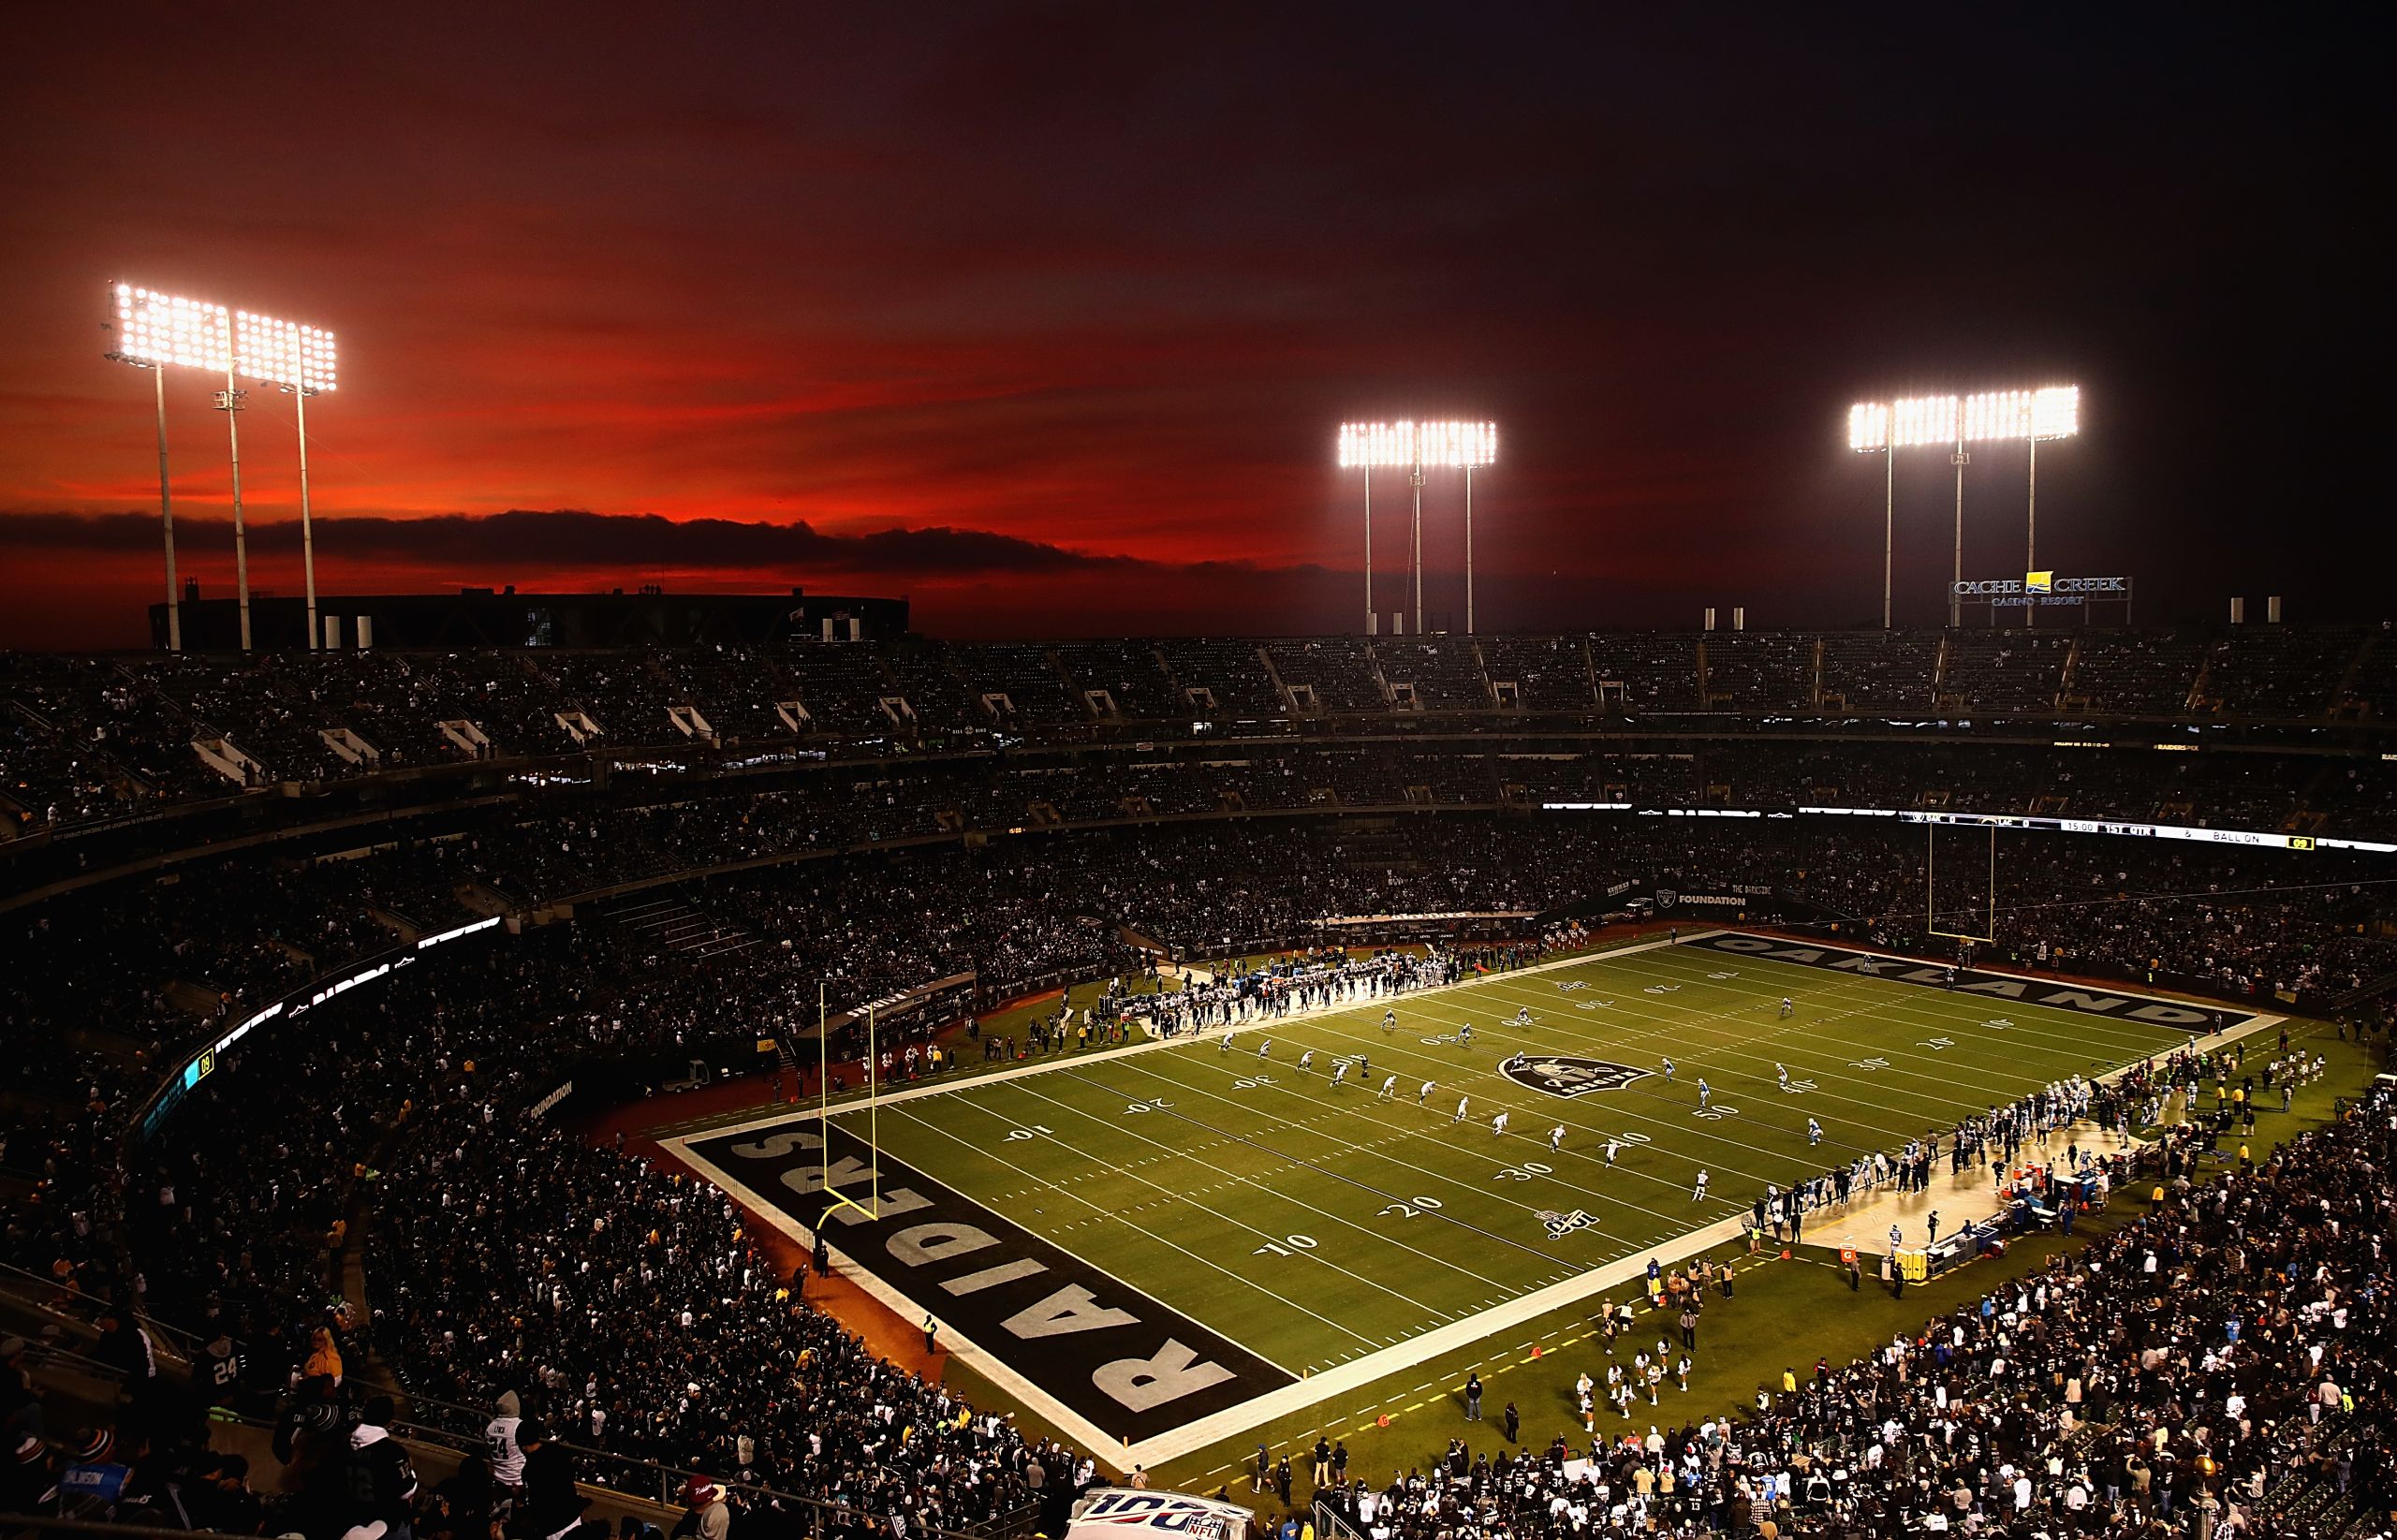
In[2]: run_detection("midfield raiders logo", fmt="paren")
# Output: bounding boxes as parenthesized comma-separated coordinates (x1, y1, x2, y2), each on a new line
(1502, 1054, 1652, 1098)
(1537, 1208, 1600, 1239)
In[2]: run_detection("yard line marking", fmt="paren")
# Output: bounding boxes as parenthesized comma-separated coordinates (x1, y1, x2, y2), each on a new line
(1110, 1053, 1708, 1239)
(1478, 946, 2182, 1082)
(992, 1073, 1529, 1297)
(881, 1098, 1378, 1355)
(1258, 989, 1909, 1169)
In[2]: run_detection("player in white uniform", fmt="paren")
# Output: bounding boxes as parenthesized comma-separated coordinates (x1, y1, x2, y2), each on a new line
(1298, 1049, 1315, 1073)
(1605, 1137, 1620, 1165)
(1492, 1111, 1509, 1136)
(1459, 1022, 1475, 1046)
(1691, 1168, 1710, 1202)
(1219, 1032, 1235, 1055)
(1383, 1008, 1397, 1033)
(1550, 1123, 1566, 1152)
(1514, 1007, 1533, 1026)
(1697, 1078, 1712, 1108)
(1780, 997, 1794, 1019)
(1453, 1095, 1470, 1124)
(1331, 1061, 1348, 1088)
(1419, 1079, 1435, 1106)
(1775, 1063, 1789, 1088)
(1807, 1117, 1823, 1146)
(1660, 1056, 1674, 1082)
(1379, 1075, 1399, 1100)
(1257, 1039, 1272, 1061)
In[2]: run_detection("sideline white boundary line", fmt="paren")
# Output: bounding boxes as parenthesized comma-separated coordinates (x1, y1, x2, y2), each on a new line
(660, 931, 1689, 1471)
(677, 931, 1683, 1140)
(661, 929, 2289, 1474)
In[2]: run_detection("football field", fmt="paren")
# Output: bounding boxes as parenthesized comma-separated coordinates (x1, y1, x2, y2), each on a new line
(671, 931, 2237, 1461)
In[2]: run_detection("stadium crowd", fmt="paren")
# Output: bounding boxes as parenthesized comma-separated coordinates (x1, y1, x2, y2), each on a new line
(8, 814, 2391, 1330)
(9, 630, 2397, 838)
(1308, 1079, 2395, 1538)
(4, 715, 2394, 1540)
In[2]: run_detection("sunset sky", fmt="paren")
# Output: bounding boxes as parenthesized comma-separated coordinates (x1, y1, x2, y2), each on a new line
(0, 7, 2378, 647)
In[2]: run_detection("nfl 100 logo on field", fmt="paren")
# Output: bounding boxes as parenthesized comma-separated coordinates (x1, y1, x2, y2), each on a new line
(1503, 1055, 1651, 1097)
(1537, 1208, 1600, 1239)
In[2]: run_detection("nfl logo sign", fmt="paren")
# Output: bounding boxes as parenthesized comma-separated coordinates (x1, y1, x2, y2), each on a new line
(1502, 1055, 1652, 1098)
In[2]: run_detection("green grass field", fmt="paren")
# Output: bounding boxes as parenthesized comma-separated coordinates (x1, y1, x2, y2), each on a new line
(827, 937, 2213, 1380)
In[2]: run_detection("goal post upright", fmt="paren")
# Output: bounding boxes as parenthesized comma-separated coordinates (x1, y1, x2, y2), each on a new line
(816, 984, 881, 1226)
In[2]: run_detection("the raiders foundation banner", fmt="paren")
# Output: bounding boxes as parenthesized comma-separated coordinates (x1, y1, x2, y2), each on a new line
(676, 1119, 1294, 1445)
(1694, 933, 2246, 1029)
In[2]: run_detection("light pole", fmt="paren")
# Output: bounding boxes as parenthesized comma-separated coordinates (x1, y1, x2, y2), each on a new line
(1849, 388, 2079, 631)
(1337, 419, 1496, 638)
(1880, 437, 1893, 629)
(214, 366, 252, 651)
(240, 312, 339, 648)
(2021, 390, 2077, 630)
(1361, 463, 1373, 634)
(1410, 453, 1423, 636)
(107, 290, 224, 651)
(2027, 433, 2038, 579)
(1463, 462, 1475, 635)
(1949, 436, 1967, 628)
(153, 363, 179, 651)
(110, 286, 339, 653)
(290, 382, 319, 647)
(101, 359, 188, 652)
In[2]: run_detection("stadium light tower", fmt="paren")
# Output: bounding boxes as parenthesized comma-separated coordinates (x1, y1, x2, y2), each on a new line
(1337, 419, 1497, 634)
(109, 286, 248, 646)
(108, 285, 341, 652)
(101, 313, 189, 652)
(236, 310, 340, 648)
(1849, 386, 2080, 627)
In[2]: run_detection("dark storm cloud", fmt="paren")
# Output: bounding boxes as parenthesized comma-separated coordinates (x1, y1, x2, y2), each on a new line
(0, 508, 1178, 578)
(0, 7, 2384, 645)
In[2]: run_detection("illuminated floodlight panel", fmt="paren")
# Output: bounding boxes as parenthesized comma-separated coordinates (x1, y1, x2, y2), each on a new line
(1337, 419, 1497, 468)
(235, 309, 340, 392)
(1851, 385, 2079, 450)
(1890, 394, 1961, 448)
(110, 284, 230, 372)
(2027, 384, 2079, 440)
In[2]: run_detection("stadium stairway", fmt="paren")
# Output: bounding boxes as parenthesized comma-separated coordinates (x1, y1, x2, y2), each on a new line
(598, 893, 762, 962)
